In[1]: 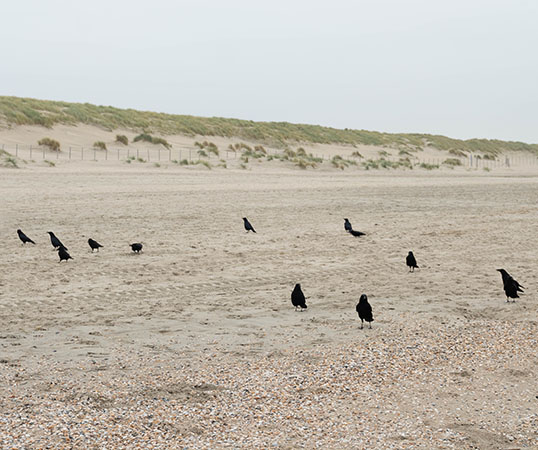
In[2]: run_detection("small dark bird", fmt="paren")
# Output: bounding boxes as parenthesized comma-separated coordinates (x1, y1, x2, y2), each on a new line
(88, 238, 103, 252)
(344, 218, 352, 232)
(291, 283, 307, 311)
(243, 217, 256, 233)
(130, 243, 143, 253)
(17, 229, 35, 245)
(58, 246, 72, 262)
(497, 269, 524, 302)
(47, 231, 67, 250)
(349, 229, 366, 237)
(406, 251, 418, 272)
(356, 294, 373, 329)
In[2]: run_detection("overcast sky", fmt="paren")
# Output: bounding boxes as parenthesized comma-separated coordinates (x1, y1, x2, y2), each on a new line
(1, 0, 537, 142)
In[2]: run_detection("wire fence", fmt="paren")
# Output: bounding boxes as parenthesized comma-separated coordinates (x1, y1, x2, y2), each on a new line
(2, 143, 538, 169)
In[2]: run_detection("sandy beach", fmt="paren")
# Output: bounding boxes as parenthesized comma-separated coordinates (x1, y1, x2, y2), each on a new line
(1, 161, 537, 449)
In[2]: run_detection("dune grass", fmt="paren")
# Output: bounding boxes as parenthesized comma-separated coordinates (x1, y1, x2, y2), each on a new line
(93, 141, 107, 150)
(443, 158, 463, 167)
(0, 149, 19, 168)
(1, 96, 537, 155)
(133, 133, 171, 149)
(194, 141, 219, 156)
(115, 135, 128, 145)
(37, 137, 60, 151)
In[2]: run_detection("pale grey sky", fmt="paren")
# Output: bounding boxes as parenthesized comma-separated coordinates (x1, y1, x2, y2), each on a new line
(1, 0, 537, 142)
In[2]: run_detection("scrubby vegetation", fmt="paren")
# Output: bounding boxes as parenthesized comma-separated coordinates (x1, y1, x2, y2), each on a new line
(124, 156, 147, 164)
(266, 147, 322, 169)
(443, 158, 463, 167)
(133, 133, 171, 149)
(448, 149, 466, 157)
(115, 135, 128, 145)
(419, 162, 440, 170)
(194, 141, 219, 156)
(0, 150, 19, 168)
(93, 141, 107, 150)
(2, 96, 536, 155)
(362, 157, 413, 170)
(331, 155, 358, 170)
(38, 137, 60, 151)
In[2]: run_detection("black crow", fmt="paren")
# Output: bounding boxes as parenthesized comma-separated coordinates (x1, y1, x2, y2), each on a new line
(349, 229, 365, 237)
(406, 251, 418, 272)
(47, 231, 67, 250)
(356, 294, 373, 329)
(291, 283, 307, 311)
(130, 243, 143, 253)
(344, 218, 352, 232)
(497, 269, 524, 302)
(243, 217, 256, 233)
(58, 246, 72, 262)
(88, 238, 103, 252)
(17, 229, 35, 245)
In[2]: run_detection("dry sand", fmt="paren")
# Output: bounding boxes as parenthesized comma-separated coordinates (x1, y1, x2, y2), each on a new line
(0, 159, 537, 449)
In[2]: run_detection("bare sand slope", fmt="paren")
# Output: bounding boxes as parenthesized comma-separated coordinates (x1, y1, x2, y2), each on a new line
(4, 124, 537, 169)
(0, 165, 536, 449)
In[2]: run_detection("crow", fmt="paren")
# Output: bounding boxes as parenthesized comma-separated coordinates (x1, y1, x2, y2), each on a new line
(356, 294, 373, 329)
(130, 243, 143, 253)
(17, 229, 35, 245)
(58, 246, 72, 262)
(349, 229, 366, 237)
(291, 284, 307, 311)
(344, 218, 352, 232)
(406, 251, 418, 272)
(88, 238, 103, 252)
(47, 231, 67, 250)
(243, 217, 256, 233)
(497, 269, 524, 302)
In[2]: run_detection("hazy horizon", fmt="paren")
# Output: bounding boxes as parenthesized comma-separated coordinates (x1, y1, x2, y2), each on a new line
(1, 0, 537, 143)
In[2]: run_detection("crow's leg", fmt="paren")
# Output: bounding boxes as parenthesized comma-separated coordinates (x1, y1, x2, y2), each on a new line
(360, 320, 364, 329)
(369, 322, 372, 329)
